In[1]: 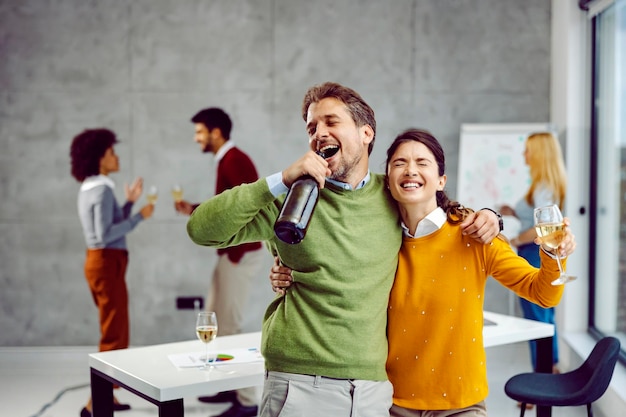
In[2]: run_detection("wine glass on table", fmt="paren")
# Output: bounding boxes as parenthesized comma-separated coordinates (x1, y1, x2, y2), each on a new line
(146, 185, 158, 205)
(533, 204, 576, 285)
(196, 311, 218, 369)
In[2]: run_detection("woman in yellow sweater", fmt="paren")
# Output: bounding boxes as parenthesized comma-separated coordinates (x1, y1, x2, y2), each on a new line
(384, 128, 575, 416)
(270, 128, 577, 416)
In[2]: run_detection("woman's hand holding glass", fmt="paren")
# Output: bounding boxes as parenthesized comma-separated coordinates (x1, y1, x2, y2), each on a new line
(533, 216, 576, 259)
(146, 185, 158, 205)
(533, 205, 577, 285)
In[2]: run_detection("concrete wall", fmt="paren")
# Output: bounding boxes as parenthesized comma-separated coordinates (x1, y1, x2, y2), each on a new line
(0, 0, 551, 346)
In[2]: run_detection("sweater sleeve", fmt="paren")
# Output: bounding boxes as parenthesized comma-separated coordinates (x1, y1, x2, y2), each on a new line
(486, 237, 564, 307)
(187, 179, 279, 248)
(122, 201, 134, 218)
(93, 187, 142, 245)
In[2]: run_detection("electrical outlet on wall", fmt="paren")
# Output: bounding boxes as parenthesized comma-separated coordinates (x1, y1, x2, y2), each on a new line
(176, 296, 204, 310)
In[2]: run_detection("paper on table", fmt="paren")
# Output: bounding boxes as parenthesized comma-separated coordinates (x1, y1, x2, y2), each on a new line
(168, 347, 264, 369)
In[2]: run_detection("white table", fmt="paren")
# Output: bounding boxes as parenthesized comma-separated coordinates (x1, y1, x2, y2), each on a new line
(89, 311, 554, 417)
(89, 332, 264, 417)
(482, 310, 554, 347)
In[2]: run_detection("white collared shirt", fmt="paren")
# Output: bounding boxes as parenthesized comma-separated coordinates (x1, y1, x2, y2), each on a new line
(80, 174, 115, 192)
(402, 207, 446, 238)
(215, 140, 236, 164)
(266, 170, 371, 197)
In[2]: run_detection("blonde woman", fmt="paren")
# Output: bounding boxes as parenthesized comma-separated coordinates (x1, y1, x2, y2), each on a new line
(500, 132, 567, 376)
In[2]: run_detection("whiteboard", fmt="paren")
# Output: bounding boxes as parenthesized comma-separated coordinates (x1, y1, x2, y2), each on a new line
(456, 123, 555, 237)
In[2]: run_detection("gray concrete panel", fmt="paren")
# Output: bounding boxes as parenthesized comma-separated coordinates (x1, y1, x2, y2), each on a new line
(0, 0, 551, 346)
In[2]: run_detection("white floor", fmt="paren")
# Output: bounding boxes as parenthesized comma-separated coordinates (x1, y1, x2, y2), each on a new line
(2, 343, 591, 417)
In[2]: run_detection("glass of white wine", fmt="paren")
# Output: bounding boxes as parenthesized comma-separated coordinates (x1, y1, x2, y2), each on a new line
(533, 204, 576, 285)
(171, 184, 183, 203)
(195, 311, 218, 369)
(146, 185, 158, 205)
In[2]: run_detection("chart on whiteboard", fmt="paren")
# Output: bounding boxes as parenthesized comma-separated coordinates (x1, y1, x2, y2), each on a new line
(457, 123, 553, 215)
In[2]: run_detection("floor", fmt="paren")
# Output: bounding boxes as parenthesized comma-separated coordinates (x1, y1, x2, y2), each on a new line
(3, 343, 591, 417)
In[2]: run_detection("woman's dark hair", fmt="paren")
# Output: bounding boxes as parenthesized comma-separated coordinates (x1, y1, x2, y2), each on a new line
(70, 128, 118, 182)
(385, 128, 474, 224)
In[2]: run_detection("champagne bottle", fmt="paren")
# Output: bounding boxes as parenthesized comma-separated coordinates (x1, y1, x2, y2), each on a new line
(274, 175, 319, 244)
(274, 149, 335, 244)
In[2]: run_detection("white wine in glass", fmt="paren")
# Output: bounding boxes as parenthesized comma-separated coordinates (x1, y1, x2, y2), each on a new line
(171, 184, 183, 203)
(195, 311, 218, 369)
(146, 185, 158, 205)
(533, 204, 576, 285)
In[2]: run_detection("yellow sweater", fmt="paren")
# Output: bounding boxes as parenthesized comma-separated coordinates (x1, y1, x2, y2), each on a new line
(386, 221, 564, 410)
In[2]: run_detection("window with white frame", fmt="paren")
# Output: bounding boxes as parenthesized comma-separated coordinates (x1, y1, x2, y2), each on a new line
(589, 0, 626, 361)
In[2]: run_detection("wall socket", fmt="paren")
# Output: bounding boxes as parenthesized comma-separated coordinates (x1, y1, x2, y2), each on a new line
(176, 296, 204, 310)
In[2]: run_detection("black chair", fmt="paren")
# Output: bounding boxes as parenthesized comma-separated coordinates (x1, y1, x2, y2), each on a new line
(504, 336, 621, 417)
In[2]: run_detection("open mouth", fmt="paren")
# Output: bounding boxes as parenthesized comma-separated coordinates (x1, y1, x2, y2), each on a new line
(401, 181, 422, 189)
(316, 145, 339, 159)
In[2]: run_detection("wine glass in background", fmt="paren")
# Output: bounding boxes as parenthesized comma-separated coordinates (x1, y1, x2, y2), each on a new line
(195, 311, 218, 369)
(146, 185, 158, 205)
(171, 184, 183, 203)
(533, 204, 576, 285)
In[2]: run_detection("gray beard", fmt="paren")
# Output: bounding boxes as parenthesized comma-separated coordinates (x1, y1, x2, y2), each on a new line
(329, 153, 362, 183)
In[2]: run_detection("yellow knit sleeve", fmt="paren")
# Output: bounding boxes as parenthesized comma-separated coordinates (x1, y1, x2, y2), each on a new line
(486, 237, 564, 307)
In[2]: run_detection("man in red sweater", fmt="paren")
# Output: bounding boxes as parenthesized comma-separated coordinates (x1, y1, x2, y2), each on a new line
(175, 107, 264, 417)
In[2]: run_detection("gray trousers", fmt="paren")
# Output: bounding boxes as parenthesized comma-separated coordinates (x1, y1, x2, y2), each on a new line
(260, 371, 393, 417)
(208, 249, 265, 406)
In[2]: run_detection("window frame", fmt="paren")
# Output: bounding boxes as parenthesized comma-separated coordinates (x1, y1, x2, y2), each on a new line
(587, 2, 626, 365)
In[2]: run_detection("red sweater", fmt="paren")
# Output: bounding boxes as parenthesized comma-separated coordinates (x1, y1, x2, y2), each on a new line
(215, 146, 262, 262)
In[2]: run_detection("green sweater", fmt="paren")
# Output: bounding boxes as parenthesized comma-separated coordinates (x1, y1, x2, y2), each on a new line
(187, 173, 401, 380)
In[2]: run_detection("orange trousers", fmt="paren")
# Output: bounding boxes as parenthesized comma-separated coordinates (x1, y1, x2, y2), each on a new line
(84, 248, 129, 352)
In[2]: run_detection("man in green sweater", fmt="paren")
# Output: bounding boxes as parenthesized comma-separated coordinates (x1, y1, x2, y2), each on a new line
(187, 82, 500, 417)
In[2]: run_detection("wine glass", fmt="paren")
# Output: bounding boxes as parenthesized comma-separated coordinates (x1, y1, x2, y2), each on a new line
(146, 185, 158, 205)
(195, 311, 218, 369)
(171, 184, 183, 203)
(533, 204, 576, 285)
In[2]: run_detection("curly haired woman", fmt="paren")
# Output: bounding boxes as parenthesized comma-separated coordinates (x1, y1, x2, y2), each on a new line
(70, 128, 154, 417)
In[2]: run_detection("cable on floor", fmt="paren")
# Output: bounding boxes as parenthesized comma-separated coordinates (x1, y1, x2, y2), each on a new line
(29, 382, 90, 417)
